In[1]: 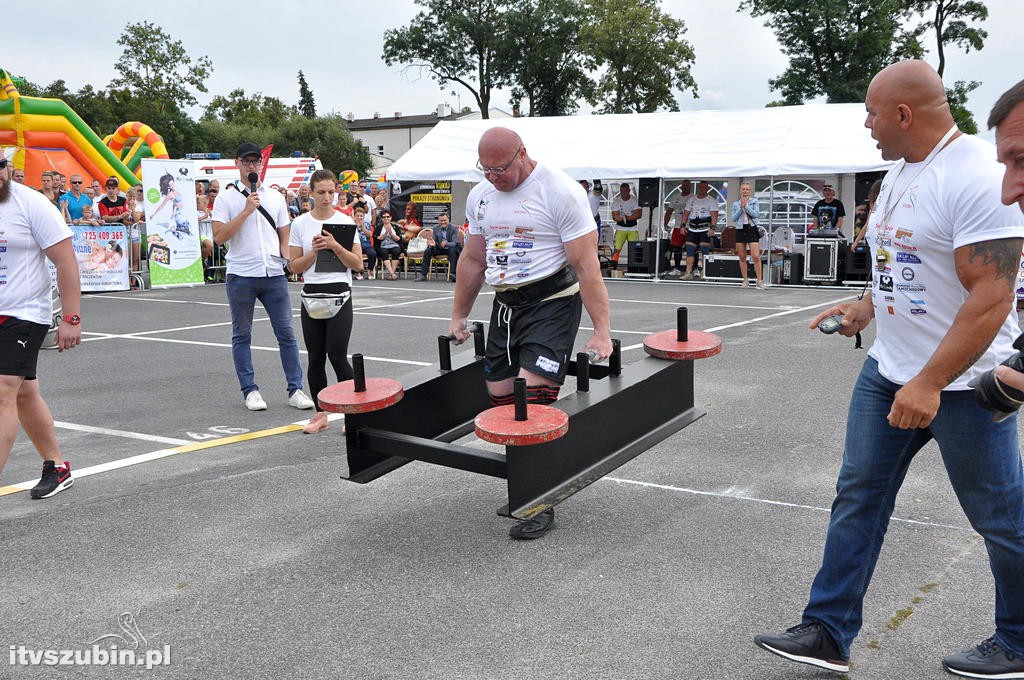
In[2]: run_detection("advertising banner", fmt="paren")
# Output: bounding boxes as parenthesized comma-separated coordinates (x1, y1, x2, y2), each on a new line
(71, 224, 130, 292)
(389, 180, 452, 230)
(141, 159, 203, 287)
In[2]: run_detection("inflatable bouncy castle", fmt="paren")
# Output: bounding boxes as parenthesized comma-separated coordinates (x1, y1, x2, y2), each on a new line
(0, 67, 169, 190)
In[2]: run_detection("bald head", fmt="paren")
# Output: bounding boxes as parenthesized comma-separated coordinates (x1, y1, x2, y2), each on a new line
(864, 60, 958, 162)
(477, 127, 535, 192)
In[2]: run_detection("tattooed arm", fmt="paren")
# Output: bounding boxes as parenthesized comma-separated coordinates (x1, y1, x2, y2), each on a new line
(888, 237, 1023, 429)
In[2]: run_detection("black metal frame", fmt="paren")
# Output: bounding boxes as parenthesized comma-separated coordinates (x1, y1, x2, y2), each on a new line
(340, 321, 707, 520)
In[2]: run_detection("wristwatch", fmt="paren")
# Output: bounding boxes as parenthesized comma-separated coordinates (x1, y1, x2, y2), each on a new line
(62, 314, 81, 326)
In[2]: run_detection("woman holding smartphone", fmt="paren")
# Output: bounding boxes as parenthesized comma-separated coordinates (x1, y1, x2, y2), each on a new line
(288, 169, 363, 434)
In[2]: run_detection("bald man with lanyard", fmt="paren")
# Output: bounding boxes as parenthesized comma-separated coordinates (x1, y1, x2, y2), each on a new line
(755, 61, 1024, 678)
(449, 127, 612, 540)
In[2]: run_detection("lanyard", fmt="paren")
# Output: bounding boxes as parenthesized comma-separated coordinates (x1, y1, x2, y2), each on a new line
(875, 124, 959, 231)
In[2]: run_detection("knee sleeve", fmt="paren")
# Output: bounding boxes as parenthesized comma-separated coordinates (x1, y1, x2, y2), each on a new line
(489, 392, 515, 407)
(685, 243, 697, 256)
(700, 244, 711, 256)
(526, 385, 560, 405)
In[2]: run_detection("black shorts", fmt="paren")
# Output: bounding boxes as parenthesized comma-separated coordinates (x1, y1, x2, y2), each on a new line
(485, 294, 583, 385)
(735, 226, 761, 244)
(0, 318, 48, 379)
(685, 229, 711, 246)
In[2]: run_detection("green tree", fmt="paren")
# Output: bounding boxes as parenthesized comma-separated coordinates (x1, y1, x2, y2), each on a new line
(738, 0, 921, 104)
(278, 115, 372, 177)
(906, 1, 988, 135)
(109, 21, 213, 114)
(203, 88, 295, 128)
(580, 0, 697, 113)
(382, 0, 517, 119)
(499, 0, 594, 116)
(297, 70, 317, 118)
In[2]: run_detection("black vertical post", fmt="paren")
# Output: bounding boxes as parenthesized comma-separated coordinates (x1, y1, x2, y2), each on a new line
(677, 307, 689, 342)
(576, 352, 590, 393)
(438, 335, 452, 371)
(472, 322, 486, 358)
(513, 378, 528, 421)
(610, 339, 622, 376)
(352, 353, 366, 393)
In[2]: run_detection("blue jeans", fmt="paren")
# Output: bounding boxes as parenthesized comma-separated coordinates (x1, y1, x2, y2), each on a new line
(225, 274, 303, 397)
(803, 357, 1024, 656)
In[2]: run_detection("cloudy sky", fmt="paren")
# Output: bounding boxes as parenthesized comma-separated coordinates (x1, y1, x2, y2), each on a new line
(7, 1, 1021, 140)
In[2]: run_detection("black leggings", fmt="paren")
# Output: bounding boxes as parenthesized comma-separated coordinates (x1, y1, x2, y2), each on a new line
(300, 282, 354, 411)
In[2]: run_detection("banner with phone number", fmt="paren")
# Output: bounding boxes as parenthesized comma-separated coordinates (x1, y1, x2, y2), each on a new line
(71, 224, 130, 292)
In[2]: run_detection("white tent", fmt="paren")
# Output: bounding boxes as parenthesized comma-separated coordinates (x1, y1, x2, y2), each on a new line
(385, 103, 891, 181)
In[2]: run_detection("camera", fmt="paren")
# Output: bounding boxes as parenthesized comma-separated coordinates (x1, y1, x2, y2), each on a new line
(971, 333, 1024, 421)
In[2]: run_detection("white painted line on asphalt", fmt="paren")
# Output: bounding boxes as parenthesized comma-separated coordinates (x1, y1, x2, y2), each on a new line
(603, 476, 972, 532)
(96, 295, 230, 307)
(616, 295, 857, 353)
(79, 332, 431, 366)
(54, 421, 191, 446)
(609, 297, 791, 311)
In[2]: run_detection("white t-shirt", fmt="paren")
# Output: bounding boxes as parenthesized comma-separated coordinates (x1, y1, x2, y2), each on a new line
(610, 193, 640, 229)
(0, 182, 73, 325)
(866, 134, 1024, 389)
(684, 195, 718, 232)
(211, 183, 291, 277)
(467, 162, 595, 287)
(288, 211, 356, 285)
(668, 193, 691, 229)
(587, 192, 601, 219)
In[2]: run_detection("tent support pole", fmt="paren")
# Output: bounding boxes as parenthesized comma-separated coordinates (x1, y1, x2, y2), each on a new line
(653, 177, 664, 282)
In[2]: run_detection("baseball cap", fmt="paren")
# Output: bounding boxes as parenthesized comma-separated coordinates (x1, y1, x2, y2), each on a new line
(823, 184, 835, 190)
(105, 178, 120, 188)
(236, 142, 261, 158)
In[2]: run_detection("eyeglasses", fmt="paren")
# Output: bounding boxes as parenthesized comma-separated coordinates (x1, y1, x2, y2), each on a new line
(71, 180, 83, 184)
(476, 145, 522, 175)
(239, 158, 262, 166)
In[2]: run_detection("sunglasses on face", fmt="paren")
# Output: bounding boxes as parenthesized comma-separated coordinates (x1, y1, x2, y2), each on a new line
(71, 181, 83, 184)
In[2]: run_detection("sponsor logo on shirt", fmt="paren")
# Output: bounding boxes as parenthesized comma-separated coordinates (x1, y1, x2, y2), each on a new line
(887, 306, 895, 315)
(894, 228, 913, 240)
(879, 275, 894, 292)
(514, 226, 533, 235)
(893, 241, 918, 251)
(476, 198, 488, 220)
(909, 299, 925, 305)
(901, 267, 915, 281)
(884, 295, 896, 301)
(516, 270, 530, 278)
(896, 252, 921, 263)
(910, 308, 927, 315)
(496, 255, 508, 266)
(493, 240, 508, 249)
(512, 240, 533, 249)
(896, 283, 926, 292)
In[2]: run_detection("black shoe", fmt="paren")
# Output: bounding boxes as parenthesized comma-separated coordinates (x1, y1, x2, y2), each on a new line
(509, 508, 554, 540)
(414, 274, 427, 282)
(448, 275, 457, 283)
(754, 621, 850, 673)
(30, 460, 74, 499)
(943, 637, 1024, 678)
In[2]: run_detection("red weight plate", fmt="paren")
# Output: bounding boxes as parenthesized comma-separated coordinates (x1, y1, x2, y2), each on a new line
(643, 329, 723, 361)
(474, 404, 569, 446)
(317, 378, 404, 414)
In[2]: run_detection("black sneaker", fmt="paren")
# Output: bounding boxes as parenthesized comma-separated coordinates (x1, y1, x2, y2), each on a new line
(509, 508, 554, 540)
(943, 637, 1024, 678)
(30, 461, 74, 499)
(754, 621, 850, 673)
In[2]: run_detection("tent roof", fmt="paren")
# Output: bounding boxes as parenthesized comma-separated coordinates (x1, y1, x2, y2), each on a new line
(385, 103, 892, 181)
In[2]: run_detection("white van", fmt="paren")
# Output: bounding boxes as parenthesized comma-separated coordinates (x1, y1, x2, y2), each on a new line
(189, 153, 323, 193)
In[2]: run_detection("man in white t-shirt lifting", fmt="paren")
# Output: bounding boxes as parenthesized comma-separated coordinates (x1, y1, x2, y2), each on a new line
(449, 127, 612, 540)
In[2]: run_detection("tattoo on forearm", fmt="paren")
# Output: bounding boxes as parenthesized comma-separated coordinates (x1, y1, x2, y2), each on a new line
(946, 334, 996, 384)
(966, 238, 1024, 286)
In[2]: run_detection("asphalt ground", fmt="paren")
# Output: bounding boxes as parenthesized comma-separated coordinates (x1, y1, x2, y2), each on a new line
(0, 276, 1014, 679)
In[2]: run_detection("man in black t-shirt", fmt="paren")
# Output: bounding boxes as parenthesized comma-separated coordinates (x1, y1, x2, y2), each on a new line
(810, 184, 846, 234)
(97, 177, 131, 225)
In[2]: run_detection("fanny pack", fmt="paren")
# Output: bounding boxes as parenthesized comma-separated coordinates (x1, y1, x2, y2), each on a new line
(300, 290, 351, 319)
(495, 266, 578, 308)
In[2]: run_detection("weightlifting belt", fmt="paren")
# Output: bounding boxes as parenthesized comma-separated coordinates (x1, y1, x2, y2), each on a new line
(494, 265, 579, 308)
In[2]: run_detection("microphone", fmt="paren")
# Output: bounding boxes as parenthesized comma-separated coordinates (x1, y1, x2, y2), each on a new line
(247, 172, 258, 193)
